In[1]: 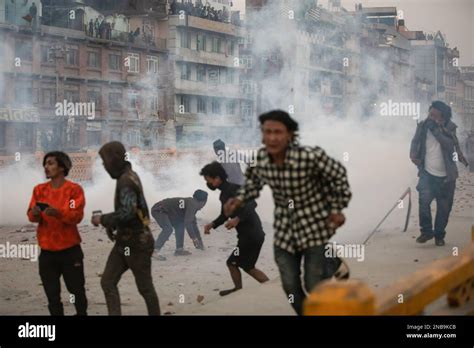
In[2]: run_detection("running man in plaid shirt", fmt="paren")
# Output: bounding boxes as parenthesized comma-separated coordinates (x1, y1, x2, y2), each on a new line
(224, 110, 352, 315)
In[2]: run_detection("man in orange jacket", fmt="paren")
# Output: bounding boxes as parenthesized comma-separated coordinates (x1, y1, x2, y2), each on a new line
(27, 151, 88, 315)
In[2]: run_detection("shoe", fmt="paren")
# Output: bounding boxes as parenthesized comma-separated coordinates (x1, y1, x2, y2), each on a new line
(334, 257, 350, 280)
(416, 233, 434, 243)
(174, 249, 192, 256)
(193, 238, 205, 250)
(435, 238, 445, 246)
(153, 253, 167, 261)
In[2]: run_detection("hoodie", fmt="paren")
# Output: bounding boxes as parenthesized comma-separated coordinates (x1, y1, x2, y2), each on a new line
(98, 142, 151, 243)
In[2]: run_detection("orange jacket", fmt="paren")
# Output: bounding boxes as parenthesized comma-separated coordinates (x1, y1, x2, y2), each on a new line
(27, 180, 85, 251)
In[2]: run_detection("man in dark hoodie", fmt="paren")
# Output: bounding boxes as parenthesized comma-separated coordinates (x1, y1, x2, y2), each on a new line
(410, 101, 469, 246)
(151, 190, 208, 261)
(201, 162, 269, 296)
(91, 141, 160, 315)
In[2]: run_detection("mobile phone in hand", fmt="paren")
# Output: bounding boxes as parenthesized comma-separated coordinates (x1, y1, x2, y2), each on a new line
(36, 202, 49, 211)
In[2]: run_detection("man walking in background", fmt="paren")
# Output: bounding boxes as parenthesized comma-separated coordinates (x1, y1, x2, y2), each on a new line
(410, 101, 469, 246)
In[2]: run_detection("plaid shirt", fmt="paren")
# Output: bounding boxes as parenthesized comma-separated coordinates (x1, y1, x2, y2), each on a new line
(237, 144, 352, 253)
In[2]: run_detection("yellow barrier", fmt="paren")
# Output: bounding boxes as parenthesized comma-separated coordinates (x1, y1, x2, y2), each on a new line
(304, 225, 474, 315)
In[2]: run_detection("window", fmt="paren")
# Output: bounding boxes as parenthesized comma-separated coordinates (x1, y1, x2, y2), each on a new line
(41, 88, 56, 107)
(211, 99, 221, 114)
(127, 129, 141, 146)
(226, 100, 236, 115)
(228, 40, 235, 55)
(15, 41, 33, 62)
(212, 37, 222, 53)
(208, 68, 219, 85)
(109, 92, 122, 109)
(147, 56, 158, 74)
(41, 46, 54, 63)
(87, 90, 101, 108)
(150, 95, 159, 111)
(87, 51, 101, 68)
(66, 46, 79, 66)
(87, 131, 101, 147)
(15, 85, 33, 106)
(179, 95, 190, 113)
(197, 97, 207, 113)
(181, 63, 191, 80)
(64, 89, 80, 103)
(0, 123, 6, 148)
(127, 53, 140, 73)
(180, 30, 191, 49)
(109, 54, 122, 71)
(128, 92, 139, 109)
(15, 124, 34, 149)
(197, 65, 206, 82)
(197, 34, 206, 51)
(226, 69, 234, 84)
(241, 102, 253, 118)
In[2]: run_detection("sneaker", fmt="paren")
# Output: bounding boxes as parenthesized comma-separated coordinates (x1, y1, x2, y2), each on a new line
(174, 249, 192, 256)
(435, 238, 445, 246)
(153, 251, 167, 261)
(334, 257, 350, 280)
(416, 233, 434, 243)
(193, 238, 205, 250)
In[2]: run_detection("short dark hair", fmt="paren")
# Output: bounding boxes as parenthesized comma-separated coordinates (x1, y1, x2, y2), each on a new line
(259, 110, 299, 133)
(43, 151, 72, 177)
(200, 162, 228, 181)
(430, 101, 452, 121)
(193, 189, 208, 202)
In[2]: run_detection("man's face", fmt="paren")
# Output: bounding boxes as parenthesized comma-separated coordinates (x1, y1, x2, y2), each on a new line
(204, 176, 222, 190)
(261, 120, 293, 156)
(429, 107, 444, 125)
(101, 156, 115, 176)
(44, 156, 63, 179)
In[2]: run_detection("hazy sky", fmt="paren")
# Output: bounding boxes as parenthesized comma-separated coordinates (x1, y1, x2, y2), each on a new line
(232, 0, 474, 66)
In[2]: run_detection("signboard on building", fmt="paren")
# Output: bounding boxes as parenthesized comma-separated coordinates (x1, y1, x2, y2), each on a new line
(0, 108, 40, 122)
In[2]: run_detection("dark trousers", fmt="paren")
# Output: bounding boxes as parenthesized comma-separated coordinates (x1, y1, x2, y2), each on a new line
(100, 232, 161, 315)
(152, 210, 185, 250)
(416, 169, 456, 239)
(39, 245, 88, 316)
(274, 245, 333, 315)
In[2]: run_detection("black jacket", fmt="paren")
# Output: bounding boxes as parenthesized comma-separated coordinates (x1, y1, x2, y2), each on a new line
(410, 119, 468, 182)
(212, 181, 264, 240)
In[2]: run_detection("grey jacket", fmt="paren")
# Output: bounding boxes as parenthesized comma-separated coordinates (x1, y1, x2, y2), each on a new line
(410, 119, 468, 182)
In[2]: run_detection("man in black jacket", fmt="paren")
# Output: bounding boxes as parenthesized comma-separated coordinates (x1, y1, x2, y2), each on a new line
(91, 141, 161, 315)
(201, 162, 269, 296)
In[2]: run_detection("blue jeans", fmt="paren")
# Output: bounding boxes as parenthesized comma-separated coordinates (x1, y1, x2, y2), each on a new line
(416, 169, 456, 239)
(274, 244, 333, 315)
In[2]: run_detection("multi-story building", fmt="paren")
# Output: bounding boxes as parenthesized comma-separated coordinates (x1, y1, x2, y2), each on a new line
(165, 10, 251, 146)
(0, 0, 169, 155)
